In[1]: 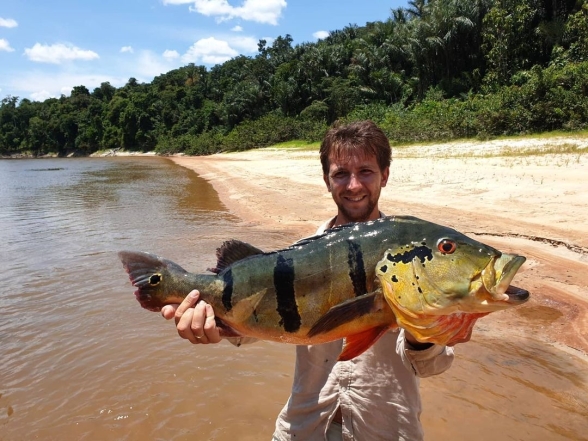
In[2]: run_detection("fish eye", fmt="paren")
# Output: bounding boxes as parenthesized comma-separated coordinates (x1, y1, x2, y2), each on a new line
(149, 273, 162, 285)
(437, 239, 457, 254)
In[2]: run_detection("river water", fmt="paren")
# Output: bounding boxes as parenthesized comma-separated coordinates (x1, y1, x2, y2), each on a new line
(0, 157, 586, 440)
(0, 157, 296, 440)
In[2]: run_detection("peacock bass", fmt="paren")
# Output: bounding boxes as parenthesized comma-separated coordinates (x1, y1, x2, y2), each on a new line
(119, 216, 529, 360)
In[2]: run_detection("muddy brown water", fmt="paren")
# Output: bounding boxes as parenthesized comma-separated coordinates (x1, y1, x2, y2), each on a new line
(0, 157, 586, 440)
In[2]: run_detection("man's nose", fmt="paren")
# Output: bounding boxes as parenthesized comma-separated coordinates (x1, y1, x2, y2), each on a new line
(347, 174, 362, 190)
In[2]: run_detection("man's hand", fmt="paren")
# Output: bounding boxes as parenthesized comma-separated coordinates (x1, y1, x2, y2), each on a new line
(161, 290, 222, 344)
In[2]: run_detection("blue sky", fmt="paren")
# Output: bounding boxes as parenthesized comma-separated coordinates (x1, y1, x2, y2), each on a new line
(0, 0, 405, 102)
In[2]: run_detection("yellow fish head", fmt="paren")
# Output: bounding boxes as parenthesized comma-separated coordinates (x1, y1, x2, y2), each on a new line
(375, 232, 528, 345)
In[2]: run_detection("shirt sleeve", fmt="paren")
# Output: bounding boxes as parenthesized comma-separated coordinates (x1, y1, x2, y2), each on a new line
(396, 329, 455, 378)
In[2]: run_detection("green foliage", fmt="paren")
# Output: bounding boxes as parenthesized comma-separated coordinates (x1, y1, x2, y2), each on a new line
(156, 131, 224, 156)
(156, 114, 328, 156)
(482, 0, 543, 86)
(1, 0, 587, 156)
(562, 3, 588, 62)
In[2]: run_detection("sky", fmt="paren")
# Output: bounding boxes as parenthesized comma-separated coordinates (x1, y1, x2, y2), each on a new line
(0, 0, 405, 102)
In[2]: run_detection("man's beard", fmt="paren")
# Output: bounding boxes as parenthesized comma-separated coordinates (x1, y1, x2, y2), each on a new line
(336, 198, 377, 223)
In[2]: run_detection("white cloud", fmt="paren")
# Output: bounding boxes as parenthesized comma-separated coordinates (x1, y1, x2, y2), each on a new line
(60, 86, 74, 95)
(231, 25, 243, 32)
(189, 0, 286, 25)
(228, 35, 259, 52)
(313, 31, 329, 40)
(24, 43, 100, 64)
(7, 48, 184, 101)
(163, 49, 180, 59)
(10, 71, 123, 101)
(0, 17, 18, 28)
(0, 38, 14, 52)
(260, 36, 274, 46)
(30, 90, 53, 101)
(182, 37, 238, 65)
(120, 46, 134, 53)
(134, 50, 178, 80)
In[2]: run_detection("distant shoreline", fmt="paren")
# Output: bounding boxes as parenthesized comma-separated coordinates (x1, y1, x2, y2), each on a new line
(0, 150, 161, 159)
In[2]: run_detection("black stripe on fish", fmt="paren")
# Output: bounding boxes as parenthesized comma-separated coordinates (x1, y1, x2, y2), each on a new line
(347, 240, 368, 297)
(222, 268, 234, 311)
(386, 246, 433, 265)
(274, 254, 301, 333)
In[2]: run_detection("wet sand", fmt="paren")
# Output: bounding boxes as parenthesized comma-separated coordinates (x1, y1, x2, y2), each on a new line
(170, 137, 588, 440)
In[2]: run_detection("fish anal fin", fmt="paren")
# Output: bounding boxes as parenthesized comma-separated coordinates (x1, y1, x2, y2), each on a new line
(337, 326, 390, 361)
(213, 317, 242, 338)
(208, 240, 265, 274)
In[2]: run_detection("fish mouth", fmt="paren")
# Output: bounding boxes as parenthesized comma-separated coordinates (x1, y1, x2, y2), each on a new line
(504, 284, 530, 303)
(481, 253, 529, 305)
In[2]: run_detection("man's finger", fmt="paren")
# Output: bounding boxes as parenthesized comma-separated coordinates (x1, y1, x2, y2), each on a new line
(174, 290, 200, 325)
(161, 304, 179, 320)
(203, 304, 222, 343)
(176, 308, 200, 343)
(189, 299, 208, 342)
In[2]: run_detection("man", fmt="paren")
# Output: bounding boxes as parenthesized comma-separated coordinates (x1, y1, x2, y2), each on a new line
(162, 121, 455, 440)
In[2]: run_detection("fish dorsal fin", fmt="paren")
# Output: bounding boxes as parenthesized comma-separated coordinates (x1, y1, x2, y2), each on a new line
(207, 239, 265, 274)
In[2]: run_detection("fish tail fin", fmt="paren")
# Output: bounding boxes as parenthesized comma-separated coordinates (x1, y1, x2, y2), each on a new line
(119, 251, 190, 312)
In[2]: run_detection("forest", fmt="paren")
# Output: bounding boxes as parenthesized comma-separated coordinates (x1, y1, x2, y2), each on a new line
(1, 0, 588, 157)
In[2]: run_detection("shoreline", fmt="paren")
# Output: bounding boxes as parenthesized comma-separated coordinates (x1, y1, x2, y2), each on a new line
(0, 150, 159, 159)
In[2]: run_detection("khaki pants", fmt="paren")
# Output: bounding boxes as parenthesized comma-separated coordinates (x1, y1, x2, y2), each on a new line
(272, 421, 342, 441)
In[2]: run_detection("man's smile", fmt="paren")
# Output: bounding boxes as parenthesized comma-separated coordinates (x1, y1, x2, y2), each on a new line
(345, 195, 366, 202)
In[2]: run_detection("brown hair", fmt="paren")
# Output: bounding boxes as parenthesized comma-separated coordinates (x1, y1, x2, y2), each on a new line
(319, 120, 392, 175)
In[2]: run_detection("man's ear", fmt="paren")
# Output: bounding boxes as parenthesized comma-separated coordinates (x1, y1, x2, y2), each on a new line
(323, 174, 331, 191)
(381, 167, 390, 187)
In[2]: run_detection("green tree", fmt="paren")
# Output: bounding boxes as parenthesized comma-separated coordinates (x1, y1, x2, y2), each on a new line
(482, 0, 542, 86)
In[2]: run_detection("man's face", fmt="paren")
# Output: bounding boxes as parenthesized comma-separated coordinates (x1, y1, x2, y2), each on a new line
(324, 153, 389, 225)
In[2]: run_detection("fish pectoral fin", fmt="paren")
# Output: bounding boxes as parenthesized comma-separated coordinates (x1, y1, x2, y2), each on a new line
(337, 326, 390, 361)
(307, 291, 384, 338)
(307, 291, 397, 360)
(307, 289, 396, 338)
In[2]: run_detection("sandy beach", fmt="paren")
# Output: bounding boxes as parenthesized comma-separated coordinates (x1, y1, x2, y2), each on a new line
(169, 137, 588, 439)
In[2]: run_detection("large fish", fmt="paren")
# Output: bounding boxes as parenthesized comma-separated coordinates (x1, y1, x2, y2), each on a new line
(119, 216, 529, 360)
